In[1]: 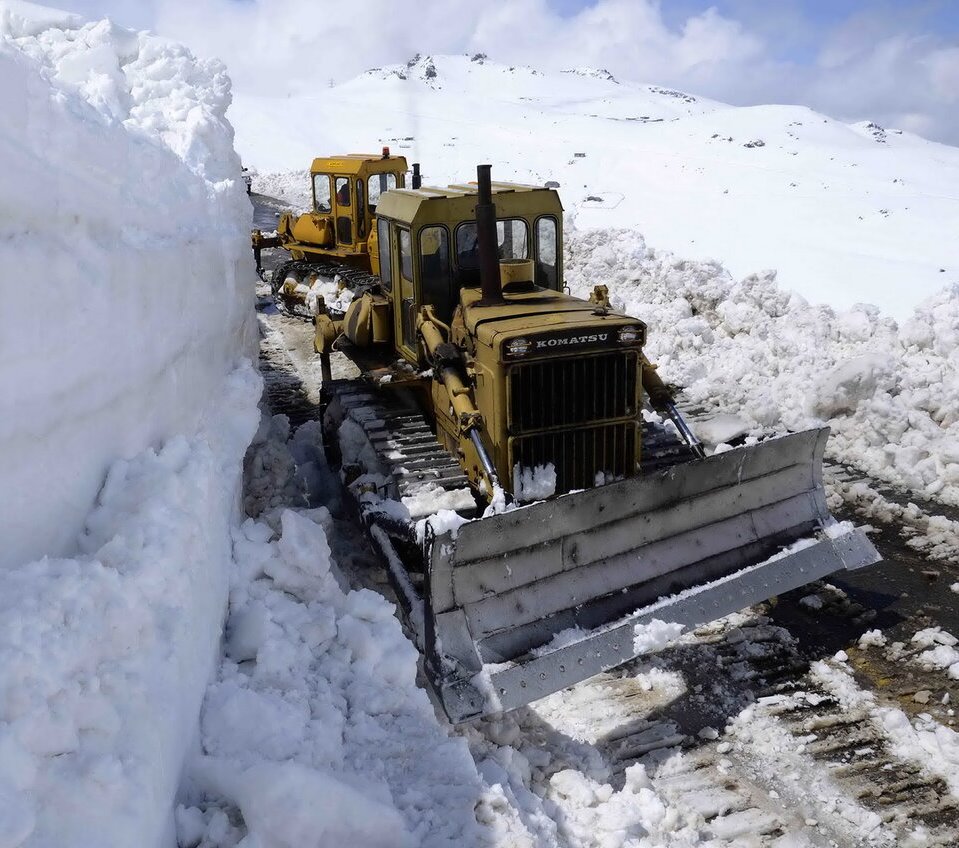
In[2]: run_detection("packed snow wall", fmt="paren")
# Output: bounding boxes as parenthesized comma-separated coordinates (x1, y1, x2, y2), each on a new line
(0, 1, 257, 569)
(0, 4, 259, 846)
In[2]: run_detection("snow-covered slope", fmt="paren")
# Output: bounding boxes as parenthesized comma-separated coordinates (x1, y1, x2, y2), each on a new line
(0, 0, 256, 568)
(563, 228, 959, 507)
(232, 53, 959, 319)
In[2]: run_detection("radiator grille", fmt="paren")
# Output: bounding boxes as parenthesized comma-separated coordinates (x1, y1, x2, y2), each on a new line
(510, 423, 637, 495)
(508, 351, 638, 434)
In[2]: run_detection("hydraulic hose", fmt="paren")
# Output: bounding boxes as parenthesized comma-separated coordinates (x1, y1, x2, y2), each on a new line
(641, 354, 706, 460)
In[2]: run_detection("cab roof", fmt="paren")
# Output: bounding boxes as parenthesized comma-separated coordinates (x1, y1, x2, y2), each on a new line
(310, 154, 408, 175)
(376, 181, 563, 227)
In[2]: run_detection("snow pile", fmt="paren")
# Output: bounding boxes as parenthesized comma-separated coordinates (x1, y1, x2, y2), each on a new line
(461, 715, 692, 847)
(242, 414, 308, 517)
(565, 226, 959, 505)
(0, 364, 261, 848)
(0, 1, 256, 568)
(180, 507, 517, 847)
(830, 480, 959, 562)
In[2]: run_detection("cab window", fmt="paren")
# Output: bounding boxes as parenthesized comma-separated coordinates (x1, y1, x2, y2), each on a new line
(367, 172, 397, 209)
(397, 227, 415, 350)
(398, 228, 413, 282)
(420, 226, 452, 322)
(455, 219, 529, 270)
(334, 177, 352, 243)
(535, 216, 558, 289)
(335, 177, 351, 207)
(356, 179, 366, 238)
(377, 218, 392, 292)
(313, 174, 331, 213)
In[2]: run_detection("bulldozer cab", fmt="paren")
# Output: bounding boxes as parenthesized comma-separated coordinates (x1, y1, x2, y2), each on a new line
(306, 152, 407, 256)
(375, 182, 564, 361)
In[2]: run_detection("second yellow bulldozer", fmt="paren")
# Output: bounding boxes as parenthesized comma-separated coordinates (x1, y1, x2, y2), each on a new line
(252, 148, 409, 316)
(254, 156, 881, 724)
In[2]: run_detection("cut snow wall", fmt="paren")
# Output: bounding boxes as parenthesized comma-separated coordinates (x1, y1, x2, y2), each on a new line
(0, 364, 262, 848)
(0, 2, 257, 569)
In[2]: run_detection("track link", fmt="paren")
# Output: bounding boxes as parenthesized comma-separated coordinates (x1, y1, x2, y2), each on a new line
(270, 258, 380, 320)
(321, 379, 478, 531)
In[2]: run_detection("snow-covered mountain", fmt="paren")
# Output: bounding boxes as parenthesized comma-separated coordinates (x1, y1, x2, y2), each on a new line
(232, 53, 959, 319)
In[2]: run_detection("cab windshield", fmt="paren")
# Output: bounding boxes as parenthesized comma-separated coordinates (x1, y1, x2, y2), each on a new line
(455, 219, 529, 269)
(313, 174, 331, 213)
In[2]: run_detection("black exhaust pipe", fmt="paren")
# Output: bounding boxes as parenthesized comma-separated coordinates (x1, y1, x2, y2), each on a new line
(412, 162, 421, 189)
(475, 164, 503, 304)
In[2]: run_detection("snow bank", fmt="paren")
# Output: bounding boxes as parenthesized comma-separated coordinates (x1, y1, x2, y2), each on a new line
(565, 225, 959, 505)
(0, 1, 256, 569)
(181, 507, 512, 847)
(0, 363, 261, 848)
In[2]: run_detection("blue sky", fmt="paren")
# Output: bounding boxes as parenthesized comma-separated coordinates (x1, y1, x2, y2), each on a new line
(548, 0, 959, 63)
(684, 1, 958, 59)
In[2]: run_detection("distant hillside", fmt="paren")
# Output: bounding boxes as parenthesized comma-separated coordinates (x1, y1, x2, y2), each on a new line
(231, 53, 959, 318)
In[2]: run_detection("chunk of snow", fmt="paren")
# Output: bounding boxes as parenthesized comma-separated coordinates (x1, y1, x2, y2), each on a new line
(401, 482, 476, 519)
(693, 413, 751, 445)
(808, 354, 894, 419)
(912, 627, 958, 648)
(419, 508, 471, 542)
(531, 626, 588, 657)
(512, 462, 557, 502)
(858, 629, 887, 648)
(633, 619, 684, 654)
(823, 519, 856, 539)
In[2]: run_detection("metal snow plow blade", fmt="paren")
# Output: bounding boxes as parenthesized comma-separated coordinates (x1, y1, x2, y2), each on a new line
(423, 427, 880, 723)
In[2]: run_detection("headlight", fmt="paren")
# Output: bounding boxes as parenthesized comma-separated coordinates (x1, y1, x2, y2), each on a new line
(507, 337, 530, 357)
(618, 326, 640, 344)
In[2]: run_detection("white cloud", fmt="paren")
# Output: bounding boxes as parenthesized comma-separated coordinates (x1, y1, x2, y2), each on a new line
(44, 0, 959, 145)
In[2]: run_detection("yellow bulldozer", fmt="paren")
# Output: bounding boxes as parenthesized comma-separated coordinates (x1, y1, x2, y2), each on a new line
(252, 148, 410, 316)
(253, 155, 880, 723)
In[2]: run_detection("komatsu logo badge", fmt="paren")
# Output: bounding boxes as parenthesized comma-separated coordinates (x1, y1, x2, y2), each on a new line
(534, 333, 608, 350)
(505, 329, 623, 357)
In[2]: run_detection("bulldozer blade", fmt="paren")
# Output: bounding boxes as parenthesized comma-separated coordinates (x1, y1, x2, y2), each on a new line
(421, 427, 880, 723)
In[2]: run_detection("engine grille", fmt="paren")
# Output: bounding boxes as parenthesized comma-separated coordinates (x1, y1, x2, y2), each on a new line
(510, 423, 637, 495)
(508, 351, 638, 434)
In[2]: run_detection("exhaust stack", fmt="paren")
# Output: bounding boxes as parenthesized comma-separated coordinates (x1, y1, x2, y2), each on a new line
(412, 163, 421, 189)
(475, 164, 504, 304)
